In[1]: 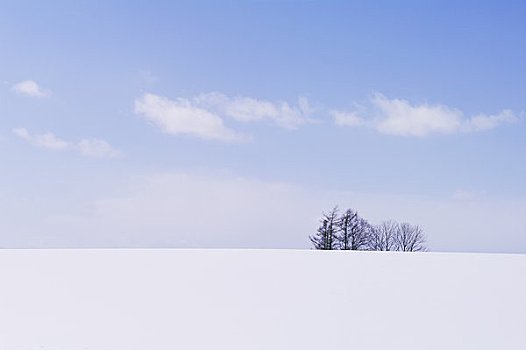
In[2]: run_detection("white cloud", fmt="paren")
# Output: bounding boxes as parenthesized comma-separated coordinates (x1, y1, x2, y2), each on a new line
(332, 110, 365, 127)
(195, 93, 312, 129)
(134, 93, 250, 142)
(334, 93, 519, 137)
(3, 169, 525, 253)
(77, 139, 123, 158)
(463, 109, 519, 132)
(12, 128, 121, 158)
(12, 128, 69, 150)
(135, 91, 517, 139)
(11, 80, 51, 97)
(372, 94, 463, 136)
(134, 92, 312, 141)
(33, 172, 322, 248)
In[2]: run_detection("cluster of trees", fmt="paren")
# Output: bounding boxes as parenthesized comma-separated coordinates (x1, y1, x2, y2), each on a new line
(309, 207, 427, 252)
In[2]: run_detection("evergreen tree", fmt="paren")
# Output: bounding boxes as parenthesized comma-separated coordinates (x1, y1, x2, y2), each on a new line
(310, 206, 339, 250)
(335, 208, 371, 250)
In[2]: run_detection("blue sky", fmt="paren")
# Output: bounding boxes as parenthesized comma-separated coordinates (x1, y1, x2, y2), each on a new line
(0, 1, 525, 251)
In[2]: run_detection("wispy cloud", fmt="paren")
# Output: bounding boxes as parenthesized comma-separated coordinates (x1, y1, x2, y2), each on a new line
(12, 128, 122, 158)
(194, 93, 312, 129)
(17, 170, 524, 252)
(334, 93, 519, 137)
(135, 91, 518, 140)
(134, 92, 313, 142)
(463, 110, 518, 132)
(12, 128, 68, 150)
(11, 80, 51, 98)
(77, 139, 123, 158)
(332, 110, 366, 127)
(372, 94, 464, 136)
(134, 93, 250, 142)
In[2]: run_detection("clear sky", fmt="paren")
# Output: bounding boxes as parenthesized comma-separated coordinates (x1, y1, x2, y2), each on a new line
(0, 1, 525, 252)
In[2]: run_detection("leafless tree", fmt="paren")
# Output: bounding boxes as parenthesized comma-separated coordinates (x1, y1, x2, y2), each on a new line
(335, 208, 371, 250)
(394, 222, 427, 252)
(310, 206, 339, 250)
(368, 220, 398, 251)
(310, 207, 429, 252)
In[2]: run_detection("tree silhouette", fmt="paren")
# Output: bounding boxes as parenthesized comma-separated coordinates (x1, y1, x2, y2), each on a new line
(310, 206, 339, 250)
(394, 222, 427, 252)
(336, 208, 371, 250)
(369, 220, 398, 251)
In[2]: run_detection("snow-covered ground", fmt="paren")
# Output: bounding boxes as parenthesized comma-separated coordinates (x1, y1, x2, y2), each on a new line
(0, 249, 524, 350)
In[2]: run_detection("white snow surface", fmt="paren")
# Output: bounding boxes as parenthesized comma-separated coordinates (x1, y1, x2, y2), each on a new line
(0, 249, 525, 350)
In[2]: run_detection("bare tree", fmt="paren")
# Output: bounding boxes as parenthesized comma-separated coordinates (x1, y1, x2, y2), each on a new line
(394, 222, 427, 252)
(335, 208, 371, 250)
(369, 220, 398, 251)
(310, 207, 429, 252)
(310, 206, 339, 250)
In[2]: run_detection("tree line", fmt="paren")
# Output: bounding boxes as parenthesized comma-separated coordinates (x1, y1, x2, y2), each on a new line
(309, 207, 427, 251)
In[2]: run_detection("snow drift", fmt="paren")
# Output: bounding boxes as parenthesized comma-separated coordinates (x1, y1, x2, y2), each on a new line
(0, 249, 524, 350)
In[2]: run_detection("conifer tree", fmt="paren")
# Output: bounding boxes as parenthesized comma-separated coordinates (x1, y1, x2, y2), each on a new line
(310, 206, 339, 250)
(335, 208, 371, 250)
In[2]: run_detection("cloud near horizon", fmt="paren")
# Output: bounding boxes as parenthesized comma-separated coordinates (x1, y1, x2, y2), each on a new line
(333, 93, 519, 137)
(1, 170, 524, 253)
(12, 128, 122, 158)
(11, 80, 51, 98)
